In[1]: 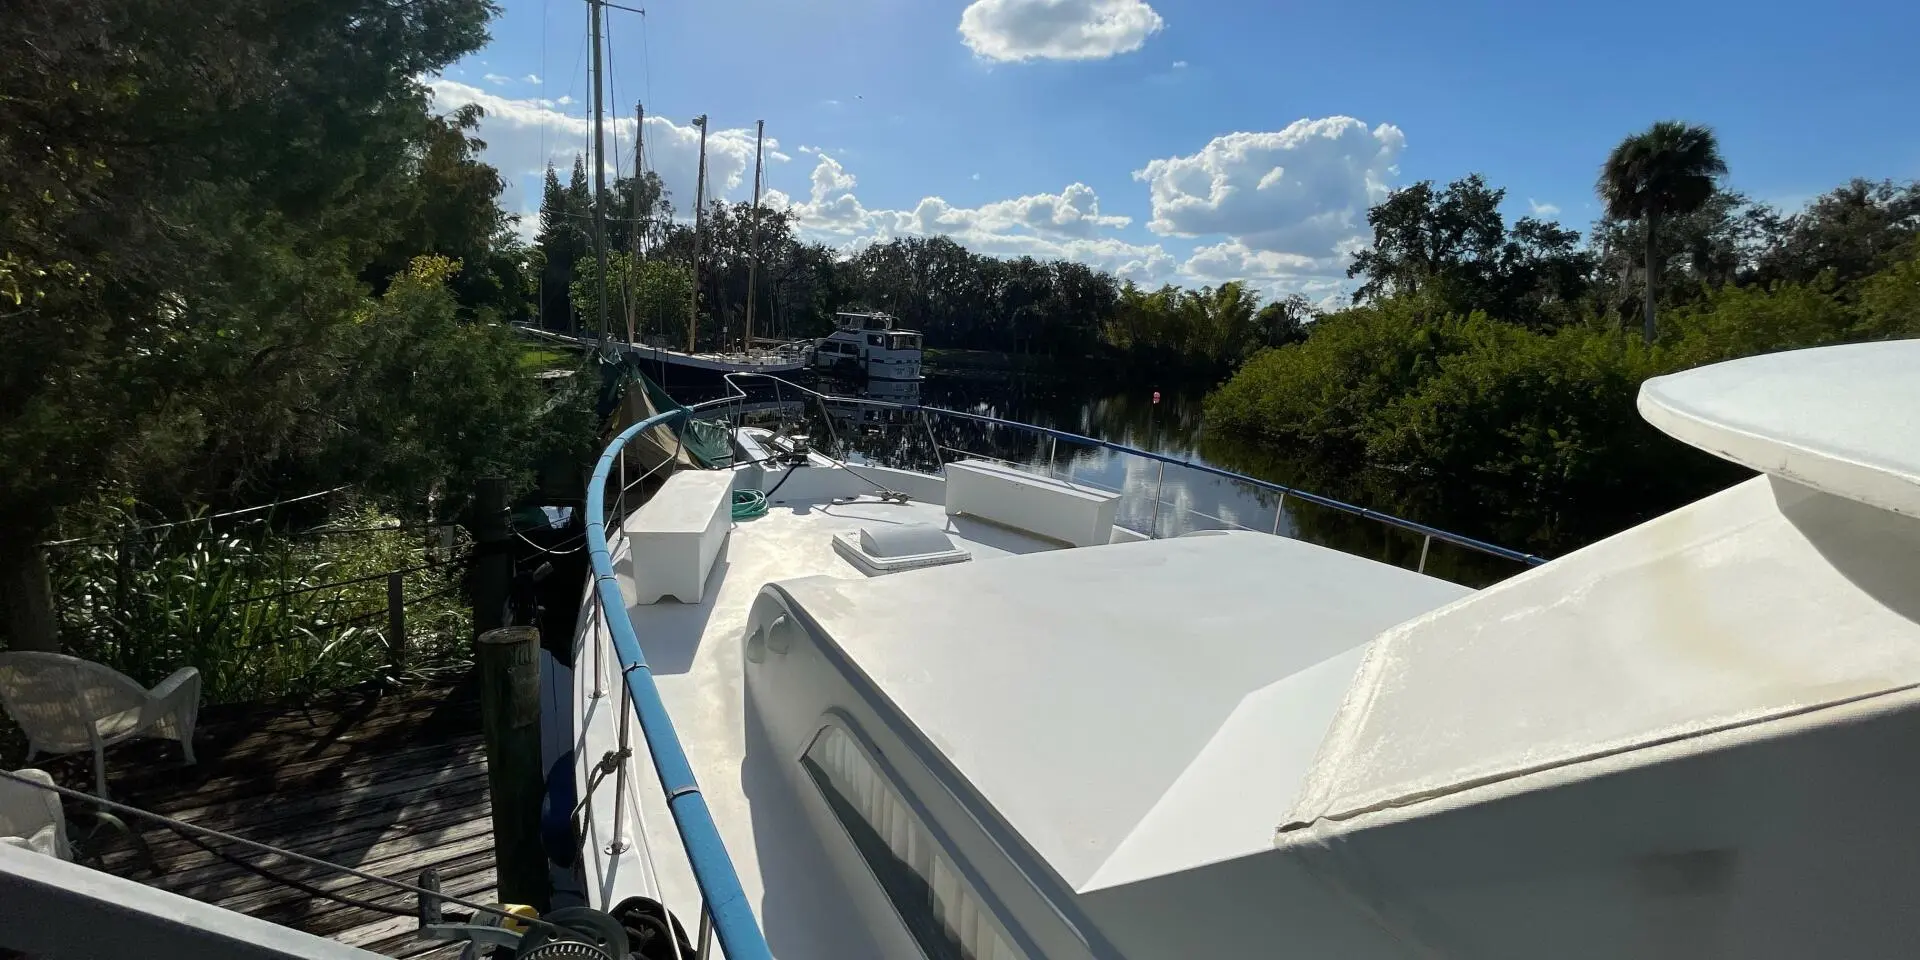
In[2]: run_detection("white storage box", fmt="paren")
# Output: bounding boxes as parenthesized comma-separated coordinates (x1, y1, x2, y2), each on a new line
(620, 470, 733, 604)
(944, 459, 1119, 547)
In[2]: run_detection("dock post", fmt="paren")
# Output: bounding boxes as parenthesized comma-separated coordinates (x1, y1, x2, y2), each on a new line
(477, 624, 549, 911)
(472, 476, 511, 638)
(386, 572, 406, 675)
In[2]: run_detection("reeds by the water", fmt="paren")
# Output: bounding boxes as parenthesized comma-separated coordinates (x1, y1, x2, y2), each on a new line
(47, 504, 472, 704)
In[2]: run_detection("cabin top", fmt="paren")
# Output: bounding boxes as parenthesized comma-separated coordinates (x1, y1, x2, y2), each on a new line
(834, 311, 899, 332)
(771, 531, 1469, 892)
(1277, 472, 1920, 841)
(1278, 342, 1920, 841)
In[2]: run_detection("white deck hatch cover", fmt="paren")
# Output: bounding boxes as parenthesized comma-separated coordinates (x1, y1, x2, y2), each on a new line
(831, 522, 972, 574)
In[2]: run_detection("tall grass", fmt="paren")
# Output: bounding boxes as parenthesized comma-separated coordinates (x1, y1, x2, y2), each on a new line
(47, 504, 472, 704)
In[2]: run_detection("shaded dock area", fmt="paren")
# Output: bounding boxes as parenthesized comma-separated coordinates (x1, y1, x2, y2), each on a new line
(38, 680, 495, 958)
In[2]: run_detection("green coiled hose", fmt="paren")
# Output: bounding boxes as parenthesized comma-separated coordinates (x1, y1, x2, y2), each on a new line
(731, 488, 768, 521)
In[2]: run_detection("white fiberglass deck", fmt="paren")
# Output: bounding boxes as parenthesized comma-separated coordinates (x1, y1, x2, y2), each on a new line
(582, 489, 1066, 957)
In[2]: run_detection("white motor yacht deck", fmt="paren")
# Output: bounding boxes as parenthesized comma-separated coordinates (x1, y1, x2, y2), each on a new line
(564, 448, 1481, 959)
(568, 463, 1096, 957)
(561, 342, 1920, 960)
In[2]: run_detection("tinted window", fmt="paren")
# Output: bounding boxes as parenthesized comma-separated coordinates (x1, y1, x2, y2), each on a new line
(802, 724, 1028, 960)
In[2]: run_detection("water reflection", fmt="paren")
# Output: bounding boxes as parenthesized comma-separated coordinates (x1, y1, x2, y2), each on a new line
(717, 373, 1532, 587)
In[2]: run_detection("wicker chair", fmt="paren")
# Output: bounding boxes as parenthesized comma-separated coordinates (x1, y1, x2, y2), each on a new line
(0, 653, 200, 799)
(0, 769, 69, 859)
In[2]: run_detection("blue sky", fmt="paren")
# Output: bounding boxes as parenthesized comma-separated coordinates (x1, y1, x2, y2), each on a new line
(434, 0, 1920, 300)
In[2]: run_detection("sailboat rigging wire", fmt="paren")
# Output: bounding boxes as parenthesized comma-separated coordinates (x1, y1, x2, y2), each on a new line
(0, 769, 566, 935)
(582, 0, 647, 14)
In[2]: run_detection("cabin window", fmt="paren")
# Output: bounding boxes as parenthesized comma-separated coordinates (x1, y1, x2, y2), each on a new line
(868, 334, 886, 347)
(889, 333, 921, 351)
(802, 724, 1029, 960)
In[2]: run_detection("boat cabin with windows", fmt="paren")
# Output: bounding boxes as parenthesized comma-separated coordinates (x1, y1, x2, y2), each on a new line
(813, 311, 923, 382)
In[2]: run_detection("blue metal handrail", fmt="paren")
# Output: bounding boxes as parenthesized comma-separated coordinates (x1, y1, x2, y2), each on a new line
(584, 408, 774, 960)
(712, 374, 1547, 569)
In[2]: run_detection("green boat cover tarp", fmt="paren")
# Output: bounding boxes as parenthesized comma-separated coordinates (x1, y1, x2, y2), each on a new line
(597, 355, 733, 472)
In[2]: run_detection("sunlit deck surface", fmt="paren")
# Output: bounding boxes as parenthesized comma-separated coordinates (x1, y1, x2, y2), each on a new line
(39, 680, 491, 959)
(606, 492, 1066, 953)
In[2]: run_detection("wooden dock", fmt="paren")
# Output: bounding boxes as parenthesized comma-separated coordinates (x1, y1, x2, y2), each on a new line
(40, 679, 496, 958)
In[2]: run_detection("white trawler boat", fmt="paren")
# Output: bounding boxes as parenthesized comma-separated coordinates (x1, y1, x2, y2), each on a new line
(551, 339, 1920, 959)
(812, 312, 924, 382)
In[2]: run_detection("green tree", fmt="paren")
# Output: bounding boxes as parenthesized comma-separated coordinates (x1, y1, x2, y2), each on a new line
(1204, 295, 1477, 458)
(1599, 121, 1728, 342)
(1754, 179, 1920, 288)
(535, 164, 585, 331)
(1255, 295, 1313, 349)
(570, 253, 693, 346)
(322, 256, 563, 499)
(1854, 240, 1920, 339)
(1349, 174, 1593, 328)
(0, 0, 511, 649)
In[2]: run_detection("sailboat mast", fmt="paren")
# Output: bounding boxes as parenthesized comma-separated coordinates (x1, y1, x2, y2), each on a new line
(588, 0, 611, 343)
(627, 101, 643, 347)
(688, 115, 708, 354)
(745, 119, 765, 354)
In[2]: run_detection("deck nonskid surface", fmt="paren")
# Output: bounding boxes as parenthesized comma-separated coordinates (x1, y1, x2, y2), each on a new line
(611, 494, 1061, 957)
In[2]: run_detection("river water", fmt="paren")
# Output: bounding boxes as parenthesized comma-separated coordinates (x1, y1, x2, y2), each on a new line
(797, 372, 1536, 587)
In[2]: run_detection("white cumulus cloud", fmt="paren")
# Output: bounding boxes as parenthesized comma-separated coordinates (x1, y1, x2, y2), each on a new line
(1182, 241, 1321, 280)
(783, 153, 1174, 284)
(523, 73, 542, 84)
(482, 73, 512, 85)
(1134, 117, 1403, 259)
(1528, 198, 1560, 217)
(959, 0, 1164, 62)
(427, 79, 779, 230)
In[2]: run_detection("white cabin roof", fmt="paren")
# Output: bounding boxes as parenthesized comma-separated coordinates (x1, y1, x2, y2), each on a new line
(1078, 343, 1920, 959)
(772, 531, 1470, 892)
(1280, 472, 1920, 837)
(1640, 339, 1920, 517)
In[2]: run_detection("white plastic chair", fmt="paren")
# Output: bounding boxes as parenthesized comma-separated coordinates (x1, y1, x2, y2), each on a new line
(0, 769, 69, 859)
(0, 652, 200, 799)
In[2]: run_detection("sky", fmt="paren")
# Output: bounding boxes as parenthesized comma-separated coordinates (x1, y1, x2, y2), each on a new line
(432, 0, 1920, 302)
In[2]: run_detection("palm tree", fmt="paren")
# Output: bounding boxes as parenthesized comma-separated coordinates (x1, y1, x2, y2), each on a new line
(1598, 121, 1728, 342)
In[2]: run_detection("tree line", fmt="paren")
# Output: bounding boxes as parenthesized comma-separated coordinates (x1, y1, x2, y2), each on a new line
(6, 0, 1915, 658)
(530, 159, 1312, 378)
(1208, 122, 1920, 556)
(1, 0, 593, 651)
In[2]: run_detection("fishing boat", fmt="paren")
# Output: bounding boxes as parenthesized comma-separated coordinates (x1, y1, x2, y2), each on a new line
(547, 338, 1920, 959)
(812, 312, 925, 382)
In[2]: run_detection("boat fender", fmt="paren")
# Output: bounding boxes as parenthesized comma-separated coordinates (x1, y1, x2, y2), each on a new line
(540, 751, 578, 868)
(609, 896, 697, 960)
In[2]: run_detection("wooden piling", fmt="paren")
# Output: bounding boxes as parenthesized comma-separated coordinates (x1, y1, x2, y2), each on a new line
(476, 624, 548, 911)
(471, 476, 511, 639)
(386, 572, 406, 675)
